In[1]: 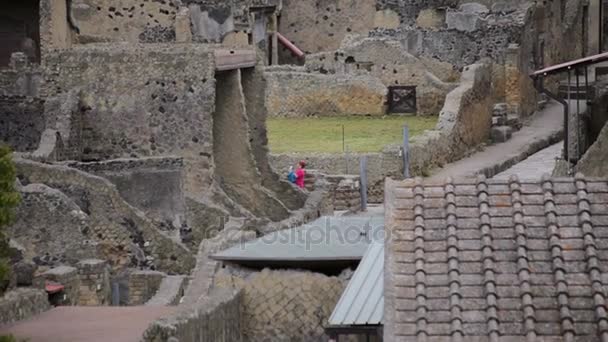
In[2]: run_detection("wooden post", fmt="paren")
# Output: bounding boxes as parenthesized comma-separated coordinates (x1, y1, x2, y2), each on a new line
(403, 126, 410, 178)
(360, 156, 368, 211)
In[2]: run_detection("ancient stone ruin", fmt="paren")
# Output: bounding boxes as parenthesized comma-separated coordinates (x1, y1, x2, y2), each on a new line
(0, 0, 607, 341)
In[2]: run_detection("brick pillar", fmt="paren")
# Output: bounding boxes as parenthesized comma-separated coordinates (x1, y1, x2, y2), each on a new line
(77, 259, 111, 306)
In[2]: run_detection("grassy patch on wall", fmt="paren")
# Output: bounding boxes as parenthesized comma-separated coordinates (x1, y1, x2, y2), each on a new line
(268, 115, 437, 153)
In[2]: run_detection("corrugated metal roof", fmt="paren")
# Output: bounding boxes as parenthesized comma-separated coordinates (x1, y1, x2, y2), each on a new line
(211, 216, 384, 262)
(328, 240, 384, 326)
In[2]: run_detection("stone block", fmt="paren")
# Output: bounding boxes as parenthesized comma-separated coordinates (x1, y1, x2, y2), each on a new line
(13, 261, 37, 286)
(446, 11, 484, 32)
(374, 9, 401, 30)
(492, 103, 508, 117)
(175, 7, 192, 43)
(459, 3, 489, 15)
(77, 259, 107, 275)
(491, 126, 513, 143)
(416, 9, 445, 30)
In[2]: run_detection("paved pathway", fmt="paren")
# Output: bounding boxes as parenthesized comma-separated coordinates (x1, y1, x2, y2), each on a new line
(430, 101, 563, 180)
(494, 142, 562, 180)
(0, 306, 175, 342)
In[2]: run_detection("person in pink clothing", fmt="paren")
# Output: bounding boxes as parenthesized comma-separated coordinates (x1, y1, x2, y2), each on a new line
(295, 160, 306, 189)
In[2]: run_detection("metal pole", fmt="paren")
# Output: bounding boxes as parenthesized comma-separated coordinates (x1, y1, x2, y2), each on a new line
(342, 125, 345, 152)
(360, 156, 368, 211)
(403, 126, 410, 178)
(576, 68, 580, 161)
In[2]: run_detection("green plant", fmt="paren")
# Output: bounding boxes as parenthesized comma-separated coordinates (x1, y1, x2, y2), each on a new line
(0, 146, 20, 294)
(0, 334, 22, 342)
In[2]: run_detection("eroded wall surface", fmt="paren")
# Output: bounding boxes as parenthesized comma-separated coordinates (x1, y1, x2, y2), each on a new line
(43, 44, 216, 197)
(11, 158, 195, 274)
(265, 66, 387, 117)
(70, 0, 178, 43)
(0, 96, 44, 152)
(278, 0, 376, 58)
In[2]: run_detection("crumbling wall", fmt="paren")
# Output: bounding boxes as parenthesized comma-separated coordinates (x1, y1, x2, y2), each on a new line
(142, 288, 243, 342)
(0, 289, 50, 325)
(0, 96, 44, 152)
(213, 69, 290, 221)
(264, 66, 387, 117)
(43, 44, 216, 198)
(214, 267, 346, 342)
(0, 57, 43, 97)
(240, 67, 307, 210)
(67, 157, 187, 230)
(12, 158, 195, 274)
(70, 0, 179, 43)
(305, 37, 458, 115)
(278, 0, 376, 61)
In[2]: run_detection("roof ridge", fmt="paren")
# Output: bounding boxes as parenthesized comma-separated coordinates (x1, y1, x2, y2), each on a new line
(413, 177, 428, 340)
(445, 177, 464, 342)
(478, 175, 499, 342)
(575, 174, 608, 340)
(541, 175, 575, 341)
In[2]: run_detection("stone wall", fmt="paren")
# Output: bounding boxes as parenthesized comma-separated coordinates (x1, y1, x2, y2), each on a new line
(67, 157, 187, 229)
(214, 267, 347, 342)
(39, 0, 72, 53)
(11, 158, 195, 274)
(264, 66, 387, 117)
(128, 270, 165, 305)
(0, 288, 50, 325)
(33, 266, 80, 306)
(142, 288, 243, 342)
(214, 68, 291, 221)
(43, 44, 216, 197)
(0, 55, 43, 97)
(304, 36, 458, 115)
(0, 95, 44, 152)
(77, 259, 111, 306)
(577, 121, 608, 177)
(278, 0, 376, 59)
(70, 0, 179, 44)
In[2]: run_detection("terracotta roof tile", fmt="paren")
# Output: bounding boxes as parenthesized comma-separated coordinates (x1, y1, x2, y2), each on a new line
(385, 176, 608, 341)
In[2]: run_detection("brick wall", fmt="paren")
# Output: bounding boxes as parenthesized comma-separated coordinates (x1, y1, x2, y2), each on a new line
(128, 270, 165, 305)
(264, 67, 386, 117)
(214, 268, 347, 342)
(77, 259, 111, 306)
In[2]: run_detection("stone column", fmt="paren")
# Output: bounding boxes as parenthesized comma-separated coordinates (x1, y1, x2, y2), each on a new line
(77, 259, 111, 306)
(175, 7, 192, 43)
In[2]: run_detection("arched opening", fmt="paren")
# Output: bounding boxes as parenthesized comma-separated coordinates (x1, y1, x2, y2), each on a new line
(0, 0, 40, 67)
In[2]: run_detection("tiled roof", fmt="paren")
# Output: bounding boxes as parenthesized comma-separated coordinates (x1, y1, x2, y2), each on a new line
(328, 240, 384, 327)
(384, 175, 608, 342)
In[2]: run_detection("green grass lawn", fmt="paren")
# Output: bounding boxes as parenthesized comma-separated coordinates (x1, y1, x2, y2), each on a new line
(267, 115, 438, 153)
